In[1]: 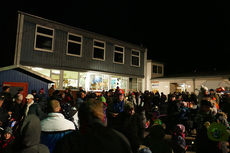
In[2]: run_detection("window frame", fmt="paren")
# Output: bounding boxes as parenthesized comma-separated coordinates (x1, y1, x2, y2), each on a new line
(66, 32, 83, 57)
(34, 24, 54, 52)
(113, 45, 125, 64)
(92, 39, 106, 61)
(131, 49, 141, 67)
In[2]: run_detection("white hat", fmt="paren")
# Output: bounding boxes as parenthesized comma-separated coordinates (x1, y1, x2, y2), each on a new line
(25, 94, 34, 99)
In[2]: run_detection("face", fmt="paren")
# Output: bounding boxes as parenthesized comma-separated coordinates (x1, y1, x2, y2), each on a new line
(61, 93, 65, 99)
(171, 97, 176, 101)
(4, 133, 11, 140)
(119, 94, 124, 101)
(26, 98, 33, 104)
(81, 92, 85, 99)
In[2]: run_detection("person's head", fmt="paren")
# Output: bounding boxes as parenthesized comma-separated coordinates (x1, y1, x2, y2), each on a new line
(18, 88, 24, 94)
(124, 102, 135, 115)
(39, 88, 45, 94)
(209, 89, 215, 95)
(78, 98, 104, 127)
(25, 94, 34, 104)
(200, 100, 212, 113)
(118, 93, 124, 101)
(31, 90, 37, 95)
(61, 92, 65, 99)
(16, 94, 23, 104)
(2, 86, 10, 93)
(4, 127, 12, 140)
(47, 99, 61, 113)
(80, 91, 86, 99)
(171, 95, 176, 101)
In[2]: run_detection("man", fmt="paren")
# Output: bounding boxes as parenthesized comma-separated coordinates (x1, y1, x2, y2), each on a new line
(40, 99, 75, 153)
(194, 100, 218, 153)
(24, 94, 46, 120)
(0, 95, 12, 128)
(53, 99, 133, 153)
(17, 114, 50, 153)
(48, 85, 55, 97)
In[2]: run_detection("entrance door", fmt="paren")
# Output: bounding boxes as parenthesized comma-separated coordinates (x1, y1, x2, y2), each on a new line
(2, 82, 28, 103)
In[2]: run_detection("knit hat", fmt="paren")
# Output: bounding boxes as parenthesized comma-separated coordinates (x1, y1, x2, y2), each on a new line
(4, 127, 13, 135)
(99, 96, 106, 103)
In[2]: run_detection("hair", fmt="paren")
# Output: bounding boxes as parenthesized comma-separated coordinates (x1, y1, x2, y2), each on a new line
(78, 98, 104, 126)
(47, 99, 61, 113)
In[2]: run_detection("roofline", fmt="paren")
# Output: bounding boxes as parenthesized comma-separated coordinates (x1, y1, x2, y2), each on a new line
(0, 65, 53, 82)
(151, 74, 230, 80)
(18, 11, 147, 51)
(147, 60, 165, 65)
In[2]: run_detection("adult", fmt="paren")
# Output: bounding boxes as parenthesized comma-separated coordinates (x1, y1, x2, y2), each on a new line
(53, 99, 132, 153)
(17, 114, 50, 153)
(41, 100, 75, 153)
(24, 94, 47, 120)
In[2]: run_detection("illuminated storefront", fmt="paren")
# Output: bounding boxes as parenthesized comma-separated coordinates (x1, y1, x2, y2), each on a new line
(26, 66, 131, 92)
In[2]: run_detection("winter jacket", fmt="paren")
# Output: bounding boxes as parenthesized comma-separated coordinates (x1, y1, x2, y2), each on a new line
(41, 113, 75, 153)
(18, 114, 49, 153)
(27, 103, 47, 120)
(53, 119, 133, 153)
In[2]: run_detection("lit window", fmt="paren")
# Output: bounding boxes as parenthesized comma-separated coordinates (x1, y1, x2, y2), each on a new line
(63, 71, 78, 89)
(93, 40, 105, 60)
(31, 67, 51, 77)
(34, 25, 54, 52)
(131, 50, 140, 67)
(67, 33, 82, 56)
(114, 45, 124, 64)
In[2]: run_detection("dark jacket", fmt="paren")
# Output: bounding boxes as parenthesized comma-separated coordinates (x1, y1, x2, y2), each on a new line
(27, 103, 47, 120)
(53, 119, 132, 153)
(17, 114, 50, 153)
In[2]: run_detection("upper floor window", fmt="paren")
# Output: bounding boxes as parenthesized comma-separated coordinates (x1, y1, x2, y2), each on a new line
(131, 50, 140, 67)
(34, 25, 54, 52)
(114, 45, 124, 64)
(152, 65, 163, 74)
(67, 33, 82, 57)
(93, 39, 105, 61)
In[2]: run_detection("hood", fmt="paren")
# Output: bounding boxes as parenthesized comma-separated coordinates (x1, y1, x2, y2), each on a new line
(20, 114, 41, 147)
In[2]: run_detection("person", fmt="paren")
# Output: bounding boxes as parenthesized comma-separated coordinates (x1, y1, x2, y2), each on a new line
(167, 94, 180, 132)
(1, 86, 12, 112)
(209, 89, 220, 104)
(172, 124, 187, 153)
(194, 100, 219, 153)
(24, 94, 47, 120)
(53, 99, 133, 153)
(48, 85, 55, 97)
(11, 94, 24, 122)
(0, 127, 15, 153)
(143, 121, 172, 153)
(40, 99, 75, 153)
(31, 90, 39, 103)
(16, 114, 50, 153)
(0, 96, 12, 128)
(76, 91, 86, 108)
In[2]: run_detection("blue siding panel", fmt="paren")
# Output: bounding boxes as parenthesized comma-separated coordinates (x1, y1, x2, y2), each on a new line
(0, 70, 49, 94)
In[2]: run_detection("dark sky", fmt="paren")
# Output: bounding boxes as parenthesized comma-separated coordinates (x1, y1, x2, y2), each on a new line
(2, 0, 229, 75)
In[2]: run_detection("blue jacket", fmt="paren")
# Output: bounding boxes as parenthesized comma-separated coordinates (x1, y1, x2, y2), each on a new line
(41, 131, 73, 153)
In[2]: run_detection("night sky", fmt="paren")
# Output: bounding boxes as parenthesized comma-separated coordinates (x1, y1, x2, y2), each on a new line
(2, 0, 229, 75)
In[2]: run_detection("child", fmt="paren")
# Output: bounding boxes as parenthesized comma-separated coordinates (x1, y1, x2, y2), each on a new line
(172, 124, 187, 153)
(0, 127, 15, 152)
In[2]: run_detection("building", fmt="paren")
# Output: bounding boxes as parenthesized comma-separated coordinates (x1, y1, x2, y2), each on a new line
(12, 11, 147, 93)
(145, 60, 164, 92)
(145, 60, 230, 95)
(0, 65, 53, 98)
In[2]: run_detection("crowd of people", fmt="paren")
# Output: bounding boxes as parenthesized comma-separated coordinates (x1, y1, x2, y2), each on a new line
(0, 85, 230, 153)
